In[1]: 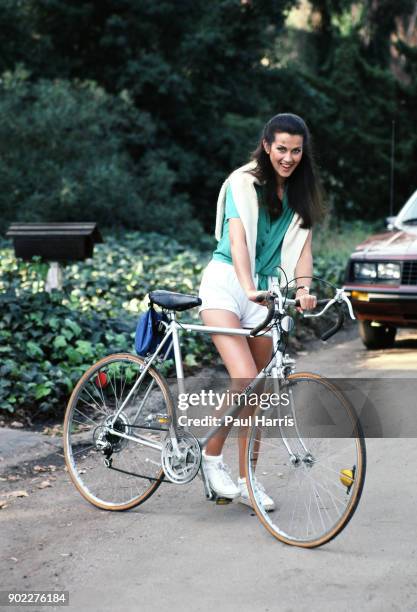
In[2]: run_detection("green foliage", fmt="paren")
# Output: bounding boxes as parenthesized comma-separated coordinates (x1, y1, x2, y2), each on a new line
(0, 231, 213, 316)
(0, 68, 205, 244)
(0, 0, 297, 233)
(0, 289, 120, 415)
(359, 0, 416, 67)
(312, 219, 379, 285)
(267, 28, 416, 221)
(0, 2, 415, 233)
(312, 33, 398, 219)
(0, 232, 217, 419)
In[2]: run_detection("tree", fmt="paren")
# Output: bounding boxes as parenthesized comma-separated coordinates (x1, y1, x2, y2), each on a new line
(0, 1, 415, 231)
(361, 0, 416, 67)
(0, 0, 297, 231)
(0, 67, 203, 242)
(308, 0, 356, 71)
(270, 1, 417, 221)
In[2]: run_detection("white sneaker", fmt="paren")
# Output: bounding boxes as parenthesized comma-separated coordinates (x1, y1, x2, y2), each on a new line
(202, 454, 240, 499)
(238, 477, 275, 511)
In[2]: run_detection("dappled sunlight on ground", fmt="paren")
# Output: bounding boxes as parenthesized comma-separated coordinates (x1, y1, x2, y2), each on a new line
(295, 327, 417, 378)
(358, 331, 417, 373)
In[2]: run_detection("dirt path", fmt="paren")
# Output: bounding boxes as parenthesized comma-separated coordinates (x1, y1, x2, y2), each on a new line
(1, 324, 417, 612)
(296, 325, 417, 377)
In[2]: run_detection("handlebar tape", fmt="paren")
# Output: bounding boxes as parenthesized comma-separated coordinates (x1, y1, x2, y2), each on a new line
(250, 297, 275, 336)
(320, 303, 345, 341)
(250, 296, 344, 339)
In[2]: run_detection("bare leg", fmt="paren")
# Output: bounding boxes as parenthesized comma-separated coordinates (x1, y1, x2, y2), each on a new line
(200, 309, 258, 456)
(200, 309, 272, 477)
(238, 335, 272, 477)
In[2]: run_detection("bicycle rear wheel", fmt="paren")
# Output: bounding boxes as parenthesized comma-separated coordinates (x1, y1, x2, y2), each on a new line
(245, 372, 366, 548)
(64, 353, 174, 511)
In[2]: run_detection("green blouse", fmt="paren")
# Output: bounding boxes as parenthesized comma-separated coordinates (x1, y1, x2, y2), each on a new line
(212, 184, 295, 290)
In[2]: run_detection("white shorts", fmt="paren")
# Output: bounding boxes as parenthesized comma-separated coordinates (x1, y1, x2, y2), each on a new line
(198, 260, 268, 329)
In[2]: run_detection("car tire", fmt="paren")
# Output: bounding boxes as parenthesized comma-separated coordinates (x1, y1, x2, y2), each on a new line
(358, 321, 397, 349)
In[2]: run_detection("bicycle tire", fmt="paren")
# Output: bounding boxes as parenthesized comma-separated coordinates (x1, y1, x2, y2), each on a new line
(245, 372, 366, 548)
(64, 353, 174, 511)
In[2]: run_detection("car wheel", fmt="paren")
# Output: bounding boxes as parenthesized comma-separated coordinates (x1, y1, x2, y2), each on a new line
(358, 321, 397, 349)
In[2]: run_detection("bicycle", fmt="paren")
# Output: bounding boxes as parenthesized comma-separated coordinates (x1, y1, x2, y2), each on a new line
(63, 279, 366, 548)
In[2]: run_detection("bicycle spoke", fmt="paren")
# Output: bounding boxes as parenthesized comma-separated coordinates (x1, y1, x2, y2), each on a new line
(79, 387, 109, 417)
(64, 355, 171, 510)
(246, 374, 366, 547)
(71, 408, 101, 428)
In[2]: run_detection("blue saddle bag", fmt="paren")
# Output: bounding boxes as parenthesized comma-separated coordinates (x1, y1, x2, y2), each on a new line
(135, 305, 173, 359)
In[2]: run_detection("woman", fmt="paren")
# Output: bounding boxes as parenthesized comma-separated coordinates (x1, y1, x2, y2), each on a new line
(198, 113, 324, 509)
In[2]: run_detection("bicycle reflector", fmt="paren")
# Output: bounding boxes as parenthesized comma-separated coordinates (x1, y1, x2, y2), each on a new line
(95, 371, 108, 388)
(340, 468, 355, 492)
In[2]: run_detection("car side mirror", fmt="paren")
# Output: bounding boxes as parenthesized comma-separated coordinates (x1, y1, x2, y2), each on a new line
(385, 216, 396, 231)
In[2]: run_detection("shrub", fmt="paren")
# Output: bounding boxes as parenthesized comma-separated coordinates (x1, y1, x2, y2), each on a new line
(0, 289, 133, 417)
(0, 68, 206, 245)
(0, 231, 217, 421)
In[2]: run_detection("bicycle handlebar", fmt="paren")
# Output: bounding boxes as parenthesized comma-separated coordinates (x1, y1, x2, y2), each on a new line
(319, 303, 345, 341)
(249, 289, 353, 340)
(250, 295, 276, 336)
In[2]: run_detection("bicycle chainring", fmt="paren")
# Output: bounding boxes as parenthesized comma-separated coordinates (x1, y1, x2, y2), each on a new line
(161, 430, 201, 484)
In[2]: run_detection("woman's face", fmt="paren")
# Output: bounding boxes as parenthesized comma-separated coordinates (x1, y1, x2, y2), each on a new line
(263, 132, 303, 181)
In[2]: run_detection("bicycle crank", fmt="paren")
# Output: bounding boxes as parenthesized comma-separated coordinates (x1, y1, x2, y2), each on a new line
(161, 430, 201, 484)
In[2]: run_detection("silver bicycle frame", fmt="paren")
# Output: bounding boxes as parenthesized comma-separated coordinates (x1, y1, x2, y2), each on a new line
(106, 280, 306, 458)
(107, 316, 274, 436)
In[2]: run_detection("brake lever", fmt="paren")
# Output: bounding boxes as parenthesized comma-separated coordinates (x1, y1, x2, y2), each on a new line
(302, 289, 355, 320)
(336, 289, 356, 320)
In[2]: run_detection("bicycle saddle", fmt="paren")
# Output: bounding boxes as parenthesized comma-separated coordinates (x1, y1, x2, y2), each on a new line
(149, 290, 202, 312)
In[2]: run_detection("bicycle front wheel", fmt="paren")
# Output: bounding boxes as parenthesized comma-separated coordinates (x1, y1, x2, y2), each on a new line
(246, 372, 366, 548)
(64, 353, 174, 511)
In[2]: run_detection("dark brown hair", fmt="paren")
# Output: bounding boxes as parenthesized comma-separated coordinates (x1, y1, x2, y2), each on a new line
(248, 113, 324, 228)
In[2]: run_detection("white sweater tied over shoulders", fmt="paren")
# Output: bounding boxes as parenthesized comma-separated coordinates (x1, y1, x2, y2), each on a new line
(214, 161, 310, 288)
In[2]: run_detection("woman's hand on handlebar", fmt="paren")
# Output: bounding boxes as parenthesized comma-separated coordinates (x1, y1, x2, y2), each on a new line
(246, 289, 271, 306)
(296, 290, 317, 313)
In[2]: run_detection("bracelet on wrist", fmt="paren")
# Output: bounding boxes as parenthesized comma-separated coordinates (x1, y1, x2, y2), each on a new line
(295, 285, 310, 294)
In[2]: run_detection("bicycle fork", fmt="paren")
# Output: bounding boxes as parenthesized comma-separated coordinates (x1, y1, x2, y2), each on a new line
(269, 326, 315, 468)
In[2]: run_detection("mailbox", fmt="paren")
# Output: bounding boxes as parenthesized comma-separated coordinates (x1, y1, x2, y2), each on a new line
(6, 223, 103, 262)
(6, 223, 103, 291)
